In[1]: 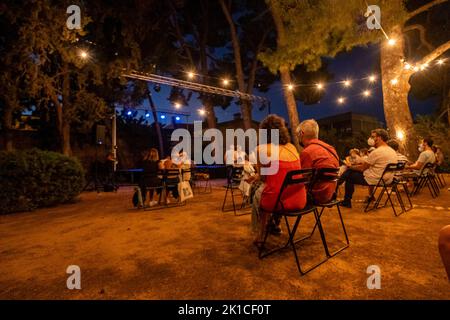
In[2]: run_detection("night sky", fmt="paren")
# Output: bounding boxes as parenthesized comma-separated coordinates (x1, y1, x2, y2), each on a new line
(139, 44, 438, 127)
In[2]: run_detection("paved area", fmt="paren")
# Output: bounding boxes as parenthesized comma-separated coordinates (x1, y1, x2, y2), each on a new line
(1, 179, 449, 299)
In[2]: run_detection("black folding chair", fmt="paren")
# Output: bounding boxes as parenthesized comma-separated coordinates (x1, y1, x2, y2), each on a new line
(258, 169, 330, 276)
(364, 163, 412, 216)
(308, 168, 349, 257)
(221, 166, 246, 216)
(191, 167, 212, 194)
(144, 169, 185, 211)
(410, 162, 440, 198)
(435, 166, 447, 188)
(139, 171, 164, 209)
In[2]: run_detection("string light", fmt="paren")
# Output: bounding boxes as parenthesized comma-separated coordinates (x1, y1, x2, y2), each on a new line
(287, 84, 295, 91)
(174, 102, 181, 109)
(397, 130, 405, 141)
(388, 38, 396, 46)
(222, 79, 230, 86)
(413, 66, 420, 72)
(337, 97, 345, 104)
(79, 49, 89, 60)
(404, 63, 411, 70)
(437, 59, 445, 65)
(368, 75, 377, 83)
(390, 78, 398, 85)
(316, 83, 324, 90)
(343, 80, 352, 87)
(198, 109, 206, 116)
(363, 90, 371, 97)
(187, 71, 195, 79)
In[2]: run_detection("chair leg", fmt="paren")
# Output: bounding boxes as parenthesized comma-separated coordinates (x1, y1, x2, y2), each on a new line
(221, 186, 230, 212)
(364, 185, 380, 212)
(402, 183, 413, 210)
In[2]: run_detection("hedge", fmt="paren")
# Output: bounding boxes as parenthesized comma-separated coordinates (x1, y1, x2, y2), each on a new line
(0, 149, 85, 214)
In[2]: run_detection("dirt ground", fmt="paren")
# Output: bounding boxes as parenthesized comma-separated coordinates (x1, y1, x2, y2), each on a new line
(1, 179, 450, 300)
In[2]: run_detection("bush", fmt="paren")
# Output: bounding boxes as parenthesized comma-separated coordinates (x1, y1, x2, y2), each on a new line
(0, 149, 85, 214)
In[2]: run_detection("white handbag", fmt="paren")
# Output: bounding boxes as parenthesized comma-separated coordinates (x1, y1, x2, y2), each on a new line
(178, 180, 194, 202)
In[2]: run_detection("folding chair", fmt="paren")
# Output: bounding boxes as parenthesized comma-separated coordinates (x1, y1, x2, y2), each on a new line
(191, 167, 212, 194)
(258, 169, 330, 276)
(435, 166, 447, 188)
(221, 166, 246, 215)
(308, 168, 349, 257)
(364, 163, 412, 216)
(410, 163, 440, 198)
(145, 169, 185, 211)
(139, 171, 164, 209)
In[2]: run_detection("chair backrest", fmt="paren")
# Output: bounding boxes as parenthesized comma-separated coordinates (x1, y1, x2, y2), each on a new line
(272, 169, 314, 212)
(226, 166, 243, 184)
(161, 168, 181, 184)
(309, 167, 339, 195)
(416, 162, 435, 177)
(372, 163, 399, 186)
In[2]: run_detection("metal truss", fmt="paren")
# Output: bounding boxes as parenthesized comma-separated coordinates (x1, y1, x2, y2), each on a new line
(122, 70, 270, 104)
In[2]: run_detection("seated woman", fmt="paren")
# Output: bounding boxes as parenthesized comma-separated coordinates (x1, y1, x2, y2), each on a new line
(249, 115, 307, 246)
(140, 148, 164, 207)
(162, 154, 181, 203)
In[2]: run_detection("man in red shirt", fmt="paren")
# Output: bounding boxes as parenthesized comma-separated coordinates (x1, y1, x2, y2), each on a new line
(297, 119, 339, 204)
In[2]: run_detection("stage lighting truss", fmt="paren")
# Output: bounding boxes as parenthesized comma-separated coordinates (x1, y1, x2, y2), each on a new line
(122, 70, 270, 104)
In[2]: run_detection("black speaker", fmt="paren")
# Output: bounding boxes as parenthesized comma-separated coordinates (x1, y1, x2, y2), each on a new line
(96, 125, 106, 145)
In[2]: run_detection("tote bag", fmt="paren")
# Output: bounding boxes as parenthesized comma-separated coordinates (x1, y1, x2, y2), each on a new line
(178, 181, 194, 202)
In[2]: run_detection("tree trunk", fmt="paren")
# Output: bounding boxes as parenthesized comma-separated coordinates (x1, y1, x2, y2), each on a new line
(146, 88, 164, 157)
(62, 120, 71, 156)
(60, 65, 72, 156)
(380, 26, 417, 159)
(269, 0, 301, 151)
(280, 67, 301, 151)
(2, 104, 14, 151)
(204, 99, 216, 129)
(219, 0, 252, 130)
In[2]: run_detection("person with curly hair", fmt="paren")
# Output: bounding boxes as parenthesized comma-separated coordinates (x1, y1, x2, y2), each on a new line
(248, 114, 307, 246)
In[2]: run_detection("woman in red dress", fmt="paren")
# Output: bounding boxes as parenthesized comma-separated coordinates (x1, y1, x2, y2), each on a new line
(248, 115, 307, 246)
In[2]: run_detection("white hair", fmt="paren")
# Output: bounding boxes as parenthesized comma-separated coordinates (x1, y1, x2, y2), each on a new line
(297, 119, 319, 139)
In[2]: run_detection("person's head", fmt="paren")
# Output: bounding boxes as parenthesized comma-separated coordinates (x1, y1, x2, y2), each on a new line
(420, 137, 433, 152)
(387, 139, 400, 152)
(349, 149, 360, 158)
(144, 148, 159, 161)
(260, 114, 290, 145)
(368, 129, 389, 148)
(360, 148, 369, 156)
(296, 119, 319, 147)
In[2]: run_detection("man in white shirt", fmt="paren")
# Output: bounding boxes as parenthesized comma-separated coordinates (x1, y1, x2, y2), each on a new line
(406, 138, 436, 174)
(340, 129, 398, 208)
